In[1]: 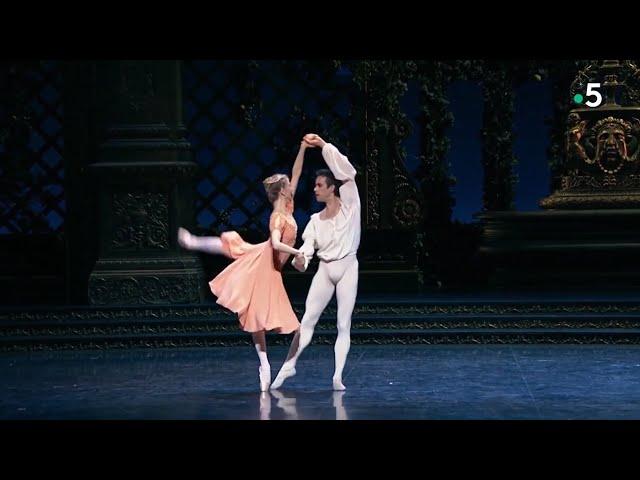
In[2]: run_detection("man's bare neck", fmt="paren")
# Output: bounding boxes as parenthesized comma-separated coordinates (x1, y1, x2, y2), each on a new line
(320, 196, 341, 220)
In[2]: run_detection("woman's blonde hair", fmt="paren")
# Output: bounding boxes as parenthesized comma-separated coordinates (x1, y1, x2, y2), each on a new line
(263, 173, 289, 204)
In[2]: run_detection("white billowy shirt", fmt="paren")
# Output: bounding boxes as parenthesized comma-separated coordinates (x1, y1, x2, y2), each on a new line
(293, 143, 361, 271)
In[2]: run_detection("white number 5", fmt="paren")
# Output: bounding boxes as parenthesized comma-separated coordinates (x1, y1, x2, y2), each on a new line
(585, 83, 602, 107)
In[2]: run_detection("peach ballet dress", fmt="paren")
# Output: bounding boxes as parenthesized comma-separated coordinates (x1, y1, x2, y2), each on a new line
(209, 197, 300, 334)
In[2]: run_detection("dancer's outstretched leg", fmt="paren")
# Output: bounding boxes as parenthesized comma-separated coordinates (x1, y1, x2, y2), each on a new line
(284, 329, 301, 364)
(178, 227, 226, 256)
(271, 265, 335, 389)
(270, 328, 301, 390)
(252, 331, 271, 392)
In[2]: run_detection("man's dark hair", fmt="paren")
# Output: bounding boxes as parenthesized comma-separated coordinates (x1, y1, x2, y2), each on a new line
(315, 168, 342, 197)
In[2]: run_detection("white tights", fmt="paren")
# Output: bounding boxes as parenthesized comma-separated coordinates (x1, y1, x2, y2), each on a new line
(177, 227, 227, 256)
(273, 254, 359, 390)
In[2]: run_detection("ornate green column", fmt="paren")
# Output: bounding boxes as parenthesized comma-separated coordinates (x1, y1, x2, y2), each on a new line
(480, 62, 517, 212)
(87, 61, 205, 305)
(350, 60, 423, 292)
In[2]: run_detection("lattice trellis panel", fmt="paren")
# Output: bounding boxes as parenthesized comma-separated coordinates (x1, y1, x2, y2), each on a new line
(0, 60, 65, 234)
(182, 60, 362, 237)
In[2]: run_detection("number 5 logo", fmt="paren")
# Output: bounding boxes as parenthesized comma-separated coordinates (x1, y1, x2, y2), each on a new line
(585, 83, 602, 107)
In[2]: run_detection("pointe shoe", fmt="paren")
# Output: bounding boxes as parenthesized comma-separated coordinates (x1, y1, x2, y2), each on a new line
(259, 366, 271, 392)
(270, 365, 296, 390)
(332, 377, 346, 391)
(177, 227, 192, 249)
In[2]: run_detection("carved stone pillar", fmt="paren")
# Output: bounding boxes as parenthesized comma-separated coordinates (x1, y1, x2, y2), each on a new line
(87, 61, 205, 305)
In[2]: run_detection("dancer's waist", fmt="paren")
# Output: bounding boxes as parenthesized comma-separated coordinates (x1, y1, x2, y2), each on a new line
(319, 252, 357, 264)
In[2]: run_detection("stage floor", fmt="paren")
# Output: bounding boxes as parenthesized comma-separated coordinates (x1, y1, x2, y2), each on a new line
(3, 345, 640, 420)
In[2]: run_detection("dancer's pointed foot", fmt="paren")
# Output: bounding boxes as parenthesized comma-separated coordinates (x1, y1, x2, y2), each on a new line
(177, 227, 192, 249)
(259, 366, 271, 392)
(270, 365, 296, 390)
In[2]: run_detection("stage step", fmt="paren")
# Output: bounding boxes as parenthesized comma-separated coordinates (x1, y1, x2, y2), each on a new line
(3, 298, 640, 350)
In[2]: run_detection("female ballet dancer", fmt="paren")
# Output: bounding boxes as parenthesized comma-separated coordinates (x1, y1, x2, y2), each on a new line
(178, 139, 311, 391)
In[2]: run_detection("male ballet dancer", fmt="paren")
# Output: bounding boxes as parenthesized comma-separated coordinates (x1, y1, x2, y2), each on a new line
(271, 133, 360, 391)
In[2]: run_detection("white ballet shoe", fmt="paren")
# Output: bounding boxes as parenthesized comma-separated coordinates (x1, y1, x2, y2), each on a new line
(177, 227, 192, 249)
(270, 365, 296, 390)
(259, 366, 271, 392)
(332, 377, 346, 391)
